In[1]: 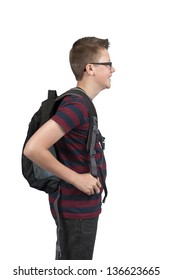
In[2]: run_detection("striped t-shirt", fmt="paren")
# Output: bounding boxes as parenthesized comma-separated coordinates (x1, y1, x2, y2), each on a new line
(49, 93, 107, 219)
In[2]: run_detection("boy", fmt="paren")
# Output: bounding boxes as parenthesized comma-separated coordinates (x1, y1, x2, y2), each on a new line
(24, 37, 115, 259)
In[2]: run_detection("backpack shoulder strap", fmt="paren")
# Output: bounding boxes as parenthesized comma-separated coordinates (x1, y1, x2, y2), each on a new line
(67, 88, 98, 178)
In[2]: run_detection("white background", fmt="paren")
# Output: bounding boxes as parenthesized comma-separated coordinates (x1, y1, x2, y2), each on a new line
(0, 0, 173, 279)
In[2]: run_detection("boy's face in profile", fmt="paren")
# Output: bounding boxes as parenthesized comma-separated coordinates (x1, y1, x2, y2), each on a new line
(91, 49, 115, 90)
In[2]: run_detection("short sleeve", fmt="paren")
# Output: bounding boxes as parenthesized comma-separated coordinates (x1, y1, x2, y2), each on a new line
(51, 95, 89, 133)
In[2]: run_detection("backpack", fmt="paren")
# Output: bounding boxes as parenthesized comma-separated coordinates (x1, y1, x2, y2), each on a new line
(21, 87, 100, 194)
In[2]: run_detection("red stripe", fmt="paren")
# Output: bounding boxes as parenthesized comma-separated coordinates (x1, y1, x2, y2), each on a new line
(61, 198, 100, 208)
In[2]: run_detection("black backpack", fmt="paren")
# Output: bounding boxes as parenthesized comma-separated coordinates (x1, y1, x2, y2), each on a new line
(21, 87, 100, 194)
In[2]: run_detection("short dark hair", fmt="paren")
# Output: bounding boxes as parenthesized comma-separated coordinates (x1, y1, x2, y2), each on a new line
(69, 37, 110, 81)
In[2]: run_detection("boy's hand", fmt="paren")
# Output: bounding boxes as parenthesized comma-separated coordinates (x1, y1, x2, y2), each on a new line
(73, 173, 102, 195)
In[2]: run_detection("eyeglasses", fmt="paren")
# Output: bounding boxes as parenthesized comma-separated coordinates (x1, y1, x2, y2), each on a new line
(90, 62, 112, 68)
(84, 61, 112, 71)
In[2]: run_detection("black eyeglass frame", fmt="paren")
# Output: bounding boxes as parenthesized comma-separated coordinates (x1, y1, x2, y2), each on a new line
(90, 62, 112, 68)
(84, 61, 112, 71)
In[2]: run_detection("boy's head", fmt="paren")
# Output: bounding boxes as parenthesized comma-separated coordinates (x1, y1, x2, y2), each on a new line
(69, 37, 110, 81)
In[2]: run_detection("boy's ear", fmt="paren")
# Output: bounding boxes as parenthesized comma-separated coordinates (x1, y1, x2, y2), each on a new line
(85, 64, 95, 76)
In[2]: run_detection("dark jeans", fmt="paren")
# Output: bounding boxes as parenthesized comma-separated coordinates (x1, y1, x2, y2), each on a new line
(56, 217, 99, 260)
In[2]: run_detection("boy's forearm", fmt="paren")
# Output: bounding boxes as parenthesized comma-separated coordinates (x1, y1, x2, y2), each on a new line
(24, 148, 78, 186)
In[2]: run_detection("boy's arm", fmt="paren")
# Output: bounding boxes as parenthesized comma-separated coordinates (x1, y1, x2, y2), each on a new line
(24, 119, 101, 195)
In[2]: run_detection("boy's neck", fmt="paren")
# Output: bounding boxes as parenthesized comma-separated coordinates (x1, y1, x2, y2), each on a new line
(76, 82, 100, 100)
